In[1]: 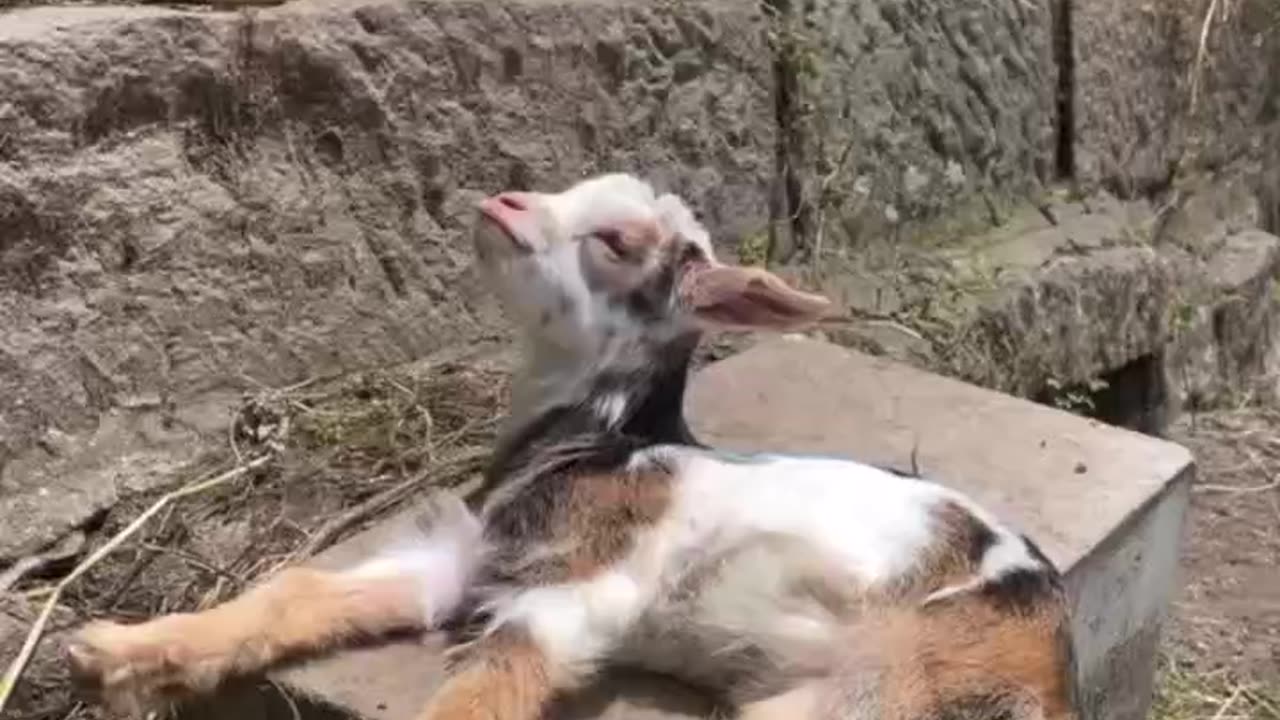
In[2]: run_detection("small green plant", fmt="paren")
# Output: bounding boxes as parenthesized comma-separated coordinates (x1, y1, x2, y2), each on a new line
(737, 230, 771, 267)
(1170, 299, 1198, 336)
(1044, 375, 1110, 415)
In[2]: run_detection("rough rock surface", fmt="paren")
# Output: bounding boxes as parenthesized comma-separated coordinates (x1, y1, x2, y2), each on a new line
(0, 0, 776, 557)
(773, 0, 1054, 257)
(821, 189, 1280, 435)
(1072, 0, 1280, 193)
(1167, 230, 1280, 408)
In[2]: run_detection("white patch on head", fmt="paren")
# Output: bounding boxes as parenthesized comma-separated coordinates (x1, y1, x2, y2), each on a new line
(480, 175, 664, 353)
(478, 174, 716, 353)
(653, 191, 714, 260)
(347, 493, 484, 626)
(546, 173, 660, 235)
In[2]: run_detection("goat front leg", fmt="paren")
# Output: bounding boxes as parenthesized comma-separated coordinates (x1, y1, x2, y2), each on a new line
(417, 627, 564, 720)
(68, 493, 481, 718)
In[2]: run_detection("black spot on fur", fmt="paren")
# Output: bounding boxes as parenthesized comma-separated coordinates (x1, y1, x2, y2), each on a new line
(539, 309, 553, 327)
(480, 472, 582, 583)
(619, 261, 678, 322)
(979, 568, 1058, 615)
(476, 331, 703, 510)
(612, 237, 683, 323)
(1021, 533, 1055, 569)
(966, 521, 998, 566)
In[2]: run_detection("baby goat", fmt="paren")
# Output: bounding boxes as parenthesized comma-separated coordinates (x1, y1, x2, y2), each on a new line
(67, 174, 1079, 720)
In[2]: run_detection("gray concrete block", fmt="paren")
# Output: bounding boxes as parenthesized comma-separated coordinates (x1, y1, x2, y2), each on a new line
(183, 337, 1193, 720)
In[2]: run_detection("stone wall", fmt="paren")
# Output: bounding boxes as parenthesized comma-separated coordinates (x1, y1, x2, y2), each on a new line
(0, 0, 776, 478)
(771, 0, 1056, 258)
(2, 0, 1280, 555)
(1072, 0, 1280, 193)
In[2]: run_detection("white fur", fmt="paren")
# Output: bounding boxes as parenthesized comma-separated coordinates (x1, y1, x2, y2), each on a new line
(489, 446, 1050, 672)
(593, 392, 630, 427)
(657, 449, 944, 586)
(476, 173, 717, 382)
(349, 494, 484, 626)
(490, 571, 647, 678)
(979, 533, 1040, 578)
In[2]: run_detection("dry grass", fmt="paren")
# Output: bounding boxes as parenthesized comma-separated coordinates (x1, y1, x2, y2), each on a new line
(1154, 658, 1280, 720)
(0, 345, 510, 720)
(0, 0, 284, 10)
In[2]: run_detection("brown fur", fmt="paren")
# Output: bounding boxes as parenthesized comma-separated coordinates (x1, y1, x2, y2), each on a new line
(483, 468, 673, 586)
(846, 593, 1076, 720)
(419, 628, 553, 720)
(730, 589, 1074, 720)
(69, 567, 426, 715)
(559, 469, 674, 579)
(881, 501, 997, 601)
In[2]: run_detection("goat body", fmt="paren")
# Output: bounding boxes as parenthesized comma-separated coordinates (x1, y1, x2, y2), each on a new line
(67, 174, 1079, 720)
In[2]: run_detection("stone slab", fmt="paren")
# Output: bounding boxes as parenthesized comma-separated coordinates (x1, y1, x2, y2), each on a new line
(185, 337, 1194, 720)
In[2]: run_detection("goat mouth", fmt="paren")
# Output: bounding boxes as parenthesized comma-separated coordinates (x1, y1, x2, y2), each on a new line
(477, 202, 533, 254)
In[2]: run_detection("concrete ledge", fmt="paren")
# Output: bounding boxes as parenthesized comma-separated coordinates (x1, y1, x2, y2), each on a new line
(182, 337, 1194, 720)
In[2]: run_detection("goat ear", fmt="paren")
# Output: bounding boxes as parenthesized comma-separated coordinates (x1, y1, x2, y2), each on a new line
(679, 263, 833, 331)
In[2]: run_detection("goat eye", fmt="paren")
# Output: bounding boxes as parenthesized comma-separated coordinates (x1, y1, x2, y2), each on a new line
(594, 229, 629, 260)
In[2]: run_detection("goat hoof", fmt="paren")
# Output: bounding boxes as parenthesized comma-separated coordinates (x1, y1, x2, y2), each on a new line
(67, 620, 189, 718)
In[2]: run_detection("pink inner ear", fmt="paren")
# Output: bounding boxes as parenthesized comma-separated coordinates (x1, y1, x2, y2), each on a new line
(679, 264, 832, 330)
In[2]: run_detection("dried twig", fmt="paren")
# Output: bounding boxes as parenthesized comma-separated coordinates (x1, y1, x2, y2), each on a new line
(0, 454, 272, 715)
(0, 533, 85, 596)
(1245, 686, 1280, 720)
(1195, 477, 1280, 494)
(267, 677, 302, 720)
(1190, 0, 1223, 113)
(1212, 686, 1245, 720)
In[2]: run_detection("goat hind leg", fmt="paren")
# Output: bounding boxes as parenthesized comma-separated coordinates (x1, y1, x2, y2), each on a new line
(415, 627, 564, 720)
(69, 492, 481, 717)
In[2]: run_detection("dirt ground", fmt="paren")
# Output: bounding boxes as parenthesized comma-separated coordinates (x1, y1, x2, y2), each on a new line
(1156, 409, 1280, 720)
(0, 347, 512, 720)
(1, 355, 1279, 719)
